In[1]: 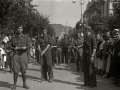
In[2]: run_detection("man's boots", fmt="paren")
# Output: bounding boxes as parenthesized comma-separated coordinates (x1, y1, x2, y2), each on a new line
(22, 73, 30, 89)
(12, 73, 18, 90)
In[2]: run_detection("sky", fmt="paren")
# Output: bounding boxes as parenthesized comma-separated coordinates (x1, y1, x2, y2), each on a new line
(32, 0, 89, 28)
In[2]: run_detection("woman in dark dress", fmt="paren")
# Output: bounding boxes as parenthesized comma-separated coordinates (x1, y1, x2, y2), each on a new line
(40, 29, 53, 82)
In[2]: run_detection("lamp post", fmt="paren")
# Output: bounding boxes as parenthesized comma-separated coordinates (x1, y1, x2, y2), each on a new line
(73, 0, 84, 23)
(73, 0, 84, 33)
(73, 0, 91, 33)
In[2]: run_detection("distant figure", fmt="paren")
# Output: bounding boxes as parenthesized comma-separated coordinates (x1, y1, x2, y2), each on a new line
(74, 32, 84, 72)
(56, 37, 62, 65)
(61, 34, 69, 64)
(51, 35, 56, 67)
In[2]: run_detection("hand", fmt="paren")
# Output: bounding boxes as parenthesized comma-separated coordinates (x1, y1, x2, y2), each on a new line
(41, 51, 45, 56)
(90, 56, 94, 63)
(21, 47, 27, 50)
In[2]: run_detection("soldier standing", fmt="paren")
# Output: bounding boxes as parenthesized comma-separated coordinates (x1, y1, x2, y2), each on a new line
(69, 38, 75, 63)
(11, 25, 30, 90)
(74, 32, 84, 72)
(82, 26, 97, 88)
(51, 35, 56, 67)
(61, 34, 69, 64)
(56, 37, 62, 65)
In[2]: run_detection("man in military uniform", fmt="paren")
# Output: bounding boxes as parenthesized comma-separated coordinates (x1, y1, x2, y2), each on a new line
(35, 34, 41, 64)
(51, 35, 57, 67)
(61, 34, 69, 64)
(82, 26, 97, 88)
(74, 32, 84, 72)
(69, 38, 75, 63)
(11, 25, 30, 90)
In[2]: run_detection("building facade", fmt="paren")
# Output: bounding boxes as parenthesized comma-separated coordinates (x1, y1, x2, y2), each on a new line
(83, 0, 120, 31)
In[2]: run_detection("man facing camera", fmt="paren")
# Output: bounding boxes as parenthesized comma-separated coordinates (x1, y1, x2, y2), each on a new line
(82, 26, 97, 88)
(11, 25, 30, 90)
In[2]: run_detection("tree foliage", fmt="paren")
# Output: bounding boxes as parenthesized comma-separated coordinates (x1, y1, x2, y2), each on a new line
(87, 2, 120, 34)
(0, 0, 54, 36)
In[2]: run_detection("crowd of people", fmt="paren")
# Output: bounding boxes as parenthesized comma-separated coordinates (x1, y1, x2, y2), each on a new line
(0, 25, 120, 90)
(94, 29, 120, 86)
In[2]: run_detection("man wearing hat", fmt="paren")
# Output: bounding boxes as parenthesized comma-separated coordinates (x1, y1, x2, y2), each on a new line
(82, 26, 97, 88)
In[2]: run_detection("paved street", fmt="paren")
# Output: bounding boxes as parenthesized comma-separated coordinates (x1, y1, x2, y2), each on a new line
(0, 61, 120, 90)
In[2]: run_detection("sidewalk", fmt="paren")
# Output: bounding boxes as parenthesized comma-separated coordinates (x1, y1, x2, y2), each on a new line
(0, 62, 120, 90)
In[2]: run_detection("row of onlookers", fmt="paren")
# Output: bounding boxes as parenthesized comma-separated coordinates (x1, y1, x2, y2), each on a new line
(94, 29, 120, 86)
(0, 32, 13, 73)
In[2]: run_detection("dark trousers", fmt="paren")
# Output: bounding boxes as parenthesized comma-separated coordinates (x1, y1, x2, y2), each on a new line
(83, 55, 97, 86)
(109, 51, 120, 79)
(56, 48, 62, 64)
(62, 47, 68, 64)
(76, 48, 83, 71)
(84, 63, 97, 86)
(41, 55, 53, 80)
(76, 54, 82, 71)
(35, 49, 40, 63)
(70, 49, 75, 63)
(7, 54, 13, 71)
(111, 59, 120, 79)
(51, 48, 56, 66)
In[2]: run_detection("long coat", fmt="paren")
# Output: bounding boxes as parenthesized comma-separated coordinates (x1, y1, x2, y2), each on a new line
(83, 34, 97, 86)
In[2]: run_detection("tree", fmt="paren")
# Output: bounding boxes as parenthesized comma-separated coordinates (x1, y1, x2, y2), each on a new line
(0, 0, 55, 37)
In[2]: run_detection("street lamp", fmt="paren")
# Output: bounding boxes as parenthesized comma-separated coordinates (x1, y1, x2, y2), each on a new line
(73, 0, 101, 31)
(73, 0, 84, 23)
(73, 0, 85, 33)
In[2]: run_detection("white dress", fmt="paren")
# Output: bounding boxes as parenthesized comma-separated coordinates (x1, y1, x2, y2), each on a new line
(0, 48, 6, 62)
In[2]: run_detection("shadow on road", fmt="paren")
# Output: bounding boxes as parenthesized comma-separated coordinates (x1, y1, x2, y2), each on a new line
(0, 81, 12, 89)
(0, 81, 23, 90)
(27, 68, 41, 72)
(54, 68, 70, 71)
(53, 79, 83, 87)
(18, 74, 41, 82)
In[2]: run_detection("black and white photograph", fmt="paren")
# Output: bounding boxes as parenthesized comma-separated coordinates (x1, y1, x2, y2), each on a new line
(0, 0, 120, 90)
